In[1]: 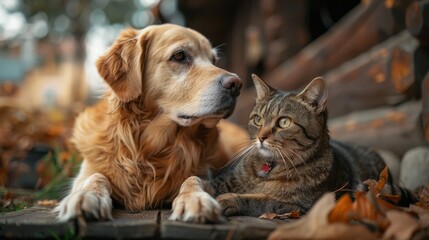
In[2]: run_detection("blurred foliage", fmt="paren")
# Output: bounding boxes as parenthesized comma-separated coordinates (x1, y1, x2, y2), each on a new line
(35, 147, 81, 200)
(0, 83, 81, 211)
(0, 147, 81, 213)
(0, 0, 176, 212)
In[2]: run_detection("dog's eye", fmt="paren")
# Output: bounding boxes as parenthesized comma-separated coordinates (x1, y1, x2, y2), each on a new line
(171, 50, 189, 63)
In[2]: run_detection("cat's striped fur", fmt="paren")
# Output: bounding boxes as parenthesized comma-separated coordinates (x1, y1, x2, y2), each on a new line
(209, 75, 416, 217)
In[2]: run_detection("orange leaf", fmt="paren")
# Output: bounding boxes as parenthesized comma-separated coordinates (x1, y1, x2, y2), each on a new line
(353, 192, 378, 220)
(353, 191, 391, 231)
(376, 166, 389, 193)
(328, 194, 354, 223)
(288, 210, 301, 219)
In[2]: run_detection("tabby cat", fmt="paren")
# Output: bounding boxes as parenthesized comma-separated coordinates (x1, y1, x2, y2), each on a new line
(209, 75, 416, 217)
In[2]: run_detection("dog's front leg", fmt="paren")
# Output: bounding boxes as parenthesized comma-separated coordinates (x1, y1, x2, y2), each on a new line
(55, 162, 113, 221)
(169, 176, 222, 223)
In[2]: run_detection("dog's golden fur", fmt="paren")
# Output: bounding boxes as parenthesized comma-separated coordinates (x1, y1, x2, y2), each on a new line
(55, 24, 248, 221)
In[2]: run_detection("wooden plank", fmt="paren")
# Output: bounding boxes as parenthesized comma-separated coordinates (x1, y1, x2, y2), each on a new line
(0, 207, 294, 239)
(0, 207, 159, 239)
(160, 210, 233, 240)
(160, 210, 280, 240)
(84, 210, 159, 239)
(0, 207, 75, 239)
(329, 101, 424, 156)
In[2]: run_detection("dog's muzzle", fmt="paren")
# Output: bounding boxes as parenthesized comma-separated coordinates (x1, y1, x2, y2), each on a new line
(219, 74, 242, 97)
(212, 74, 242, 118)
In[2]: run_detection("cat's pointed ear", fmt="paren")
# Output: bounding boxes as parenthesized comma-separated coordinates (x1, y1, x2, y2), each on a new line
(252, 74, 272, 99)
(297, 77, 328, 114)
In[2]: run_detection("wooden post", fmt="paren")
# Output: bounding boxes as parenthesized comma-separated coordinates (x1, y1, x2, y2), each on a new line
(325, 31, 419, 117)
(329, 101, 424, 156)
(422, 72, 429, 141)
(231, 0, 409, 125)
(406, 0, 429, 47)
(263, 0, 401, 91)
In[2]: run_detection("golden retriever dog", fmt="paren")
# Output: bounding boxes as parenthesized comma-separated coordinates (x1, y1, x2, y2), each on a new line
(55, 24, 248, 222)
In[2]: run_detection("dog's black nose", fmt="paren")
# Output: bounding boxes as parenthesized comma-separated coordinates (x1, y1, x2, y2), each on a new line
(220, 74, 242, 96)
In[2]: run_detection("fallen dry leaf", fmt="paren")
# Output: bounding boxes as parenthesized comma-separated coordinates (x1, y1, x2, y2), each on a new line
(259, 210, 301, 220)
(376, 166, 389, 193)
(358, 191, 390, 231)
(364, 166, 401, 205)
(268, 193, 377, 240)
(328, 194, 353, 223)
(36, 199, 58, 207)
(364, 165, 389, 194)
(416, 183, 429, 209)
(409, 205, 429, 229)
(1, 191, 13, 209)
(382, 210, 420, 240)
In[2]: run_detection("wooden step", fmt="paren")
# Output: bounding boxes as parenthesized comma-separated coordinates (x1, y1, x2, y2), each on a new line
(0, 207, 287, 239)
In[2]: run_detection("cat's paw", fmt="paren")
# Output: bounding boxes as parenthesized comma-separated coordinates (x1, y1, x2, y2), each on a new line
(216, 193, 240, 217)
(169, 191, 222, 223)
(54, 190, 113, 221)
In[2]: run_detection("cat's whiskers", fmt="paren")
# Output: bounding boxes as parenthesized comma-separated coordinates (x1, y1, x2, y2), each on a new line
(222, 145, 255, 174)
(274, 148, 287, 168)
(273, 148, 292, 181)
(275, 146, 298, 175)
(287, 148, 311, 171)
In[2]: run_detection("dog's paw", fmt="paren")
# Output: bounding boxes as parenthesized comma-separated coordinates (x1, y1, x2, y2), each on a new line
(54, 190, 113, 222)
(216, 193, 240, 217)
(169, 191, 222, 223)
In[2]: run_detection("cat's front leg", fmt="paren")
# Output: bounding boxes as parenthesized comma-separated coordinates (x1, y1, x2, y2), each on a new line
(170, 176, 222, 223)
(215, 193, 242, 216)
(217, 193, 301, 217)
(216, 193, 272, 217)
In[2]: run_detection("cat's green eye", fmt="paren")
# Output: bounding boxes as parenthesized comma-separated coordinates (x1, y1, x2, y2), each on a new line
(278, 117, 292, 128)
(253, 115, 263, 126)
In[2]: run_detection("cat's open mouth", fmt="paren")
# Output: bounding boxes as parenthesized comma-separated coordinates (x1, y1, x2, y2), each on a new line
(257, 161, 275, 177)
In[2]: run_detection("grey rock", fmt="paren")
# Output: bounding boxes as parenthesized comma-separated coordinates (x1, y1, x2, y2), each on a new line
(400, 147, 429, 191)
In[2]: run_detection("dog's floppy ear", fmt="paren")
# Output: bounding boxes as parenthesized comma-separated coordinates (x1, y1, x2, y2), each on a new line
(96, 28, 148, 102)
